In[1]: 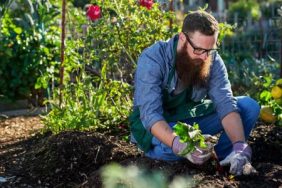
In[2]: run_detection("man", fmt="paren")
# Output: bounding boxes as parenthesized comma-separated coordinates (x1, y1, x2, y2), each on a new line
(129, 10, 260, 176)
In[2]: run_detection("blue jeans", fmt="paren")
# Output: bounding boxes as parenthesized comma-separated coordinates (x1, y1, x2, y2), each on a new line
(145, 96, 260, 161)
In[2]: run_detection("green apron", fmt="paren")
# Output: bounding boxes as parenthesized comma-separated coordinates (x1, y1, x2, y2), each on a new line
(129, 38, 215, 152)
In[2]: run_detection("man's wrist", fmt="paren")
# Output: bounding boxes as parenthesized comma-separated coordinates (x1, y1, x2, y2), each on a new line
(233, 141, 252, 160)
(232, 140, 245, 144)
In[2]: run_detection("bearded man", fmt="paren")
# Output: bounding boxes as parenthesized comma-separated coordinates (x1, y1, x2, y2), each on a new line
(129, 10, 260, 176)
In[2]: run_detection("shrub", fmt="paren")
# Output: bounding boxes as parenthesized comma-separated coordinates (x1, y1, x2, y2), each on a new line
(227, 0, 261, 27)
(0, 0, 60, 102)
(259, 78, 282, 126)
(42, 0, 179, 133)
(84, 0, 179, 82)
(42, 65, 133, 133)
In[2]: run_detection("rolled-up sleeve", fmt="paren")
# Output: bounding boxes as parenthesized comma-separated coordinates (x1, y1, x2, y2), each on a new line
(134, 52, 166, 131)
(208, 54, 238, 120)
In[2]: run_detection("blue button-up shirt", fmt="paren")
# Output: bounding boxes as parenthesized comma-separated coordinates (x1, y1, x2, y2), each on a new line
(133, 34, 238, 132)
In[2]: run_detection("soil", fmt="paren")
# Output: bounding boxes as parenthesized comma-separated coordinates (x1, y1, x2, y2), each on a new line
(0, 116, 281, 188)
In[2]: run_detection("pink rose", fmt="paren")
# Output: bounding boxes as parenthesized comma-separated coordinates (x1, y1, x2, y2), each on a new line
(86, 5, 101, 21)
(139, 0, 154, 10)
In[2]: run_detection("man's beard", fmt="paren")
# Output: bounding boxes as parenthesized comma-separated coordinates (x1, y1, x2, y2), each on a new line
(175, 42, 212, 88)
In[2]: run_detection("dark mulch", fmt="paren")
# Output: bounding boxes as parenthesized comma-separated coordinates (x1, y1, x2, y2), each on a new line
(0, 116, 281, 188)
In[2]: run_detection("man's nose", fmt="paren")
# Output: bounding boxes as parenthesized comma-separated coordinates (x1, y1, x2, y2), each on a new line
(199, 52, 208, 61)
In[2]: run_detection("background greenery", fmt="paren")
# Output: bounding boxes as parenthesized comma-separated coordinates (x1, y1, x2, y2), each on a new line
(0, 0, 61, 102)
(0, 0, 281, 130)
(41, 0, 179, 133)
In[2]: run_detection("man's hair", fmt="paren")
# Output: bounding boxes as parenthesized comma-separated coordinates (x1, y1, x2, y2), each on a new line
(182, 10, 219, 35)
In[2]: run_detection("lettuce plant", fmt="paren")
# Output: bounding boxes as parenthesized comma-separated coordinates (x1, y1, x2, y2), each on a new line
(173, 122, 207, 153)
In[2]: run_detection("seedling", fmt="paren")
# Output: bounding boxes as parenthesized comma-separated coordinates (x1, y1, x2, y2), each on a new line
(173, 122, 207, 154)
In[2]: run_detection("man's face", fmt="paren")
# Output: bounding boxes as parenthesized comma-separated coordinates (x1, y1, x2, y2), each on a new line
(175, 31, 218, 87)
(182, 31, 218, 65)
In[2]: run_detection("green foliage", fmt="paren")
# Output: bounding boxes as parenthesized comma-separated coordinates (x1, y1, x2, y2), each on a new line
(227, 0, 261, 27)
(218, 22, 235, 44)
(173, 122, 206, 154)
(41, 1, 179, 133)
(42, 63, 133, 133)
(258, 77, 282, 126)
(0, 0, 13, 20)
(101, 163, 197, 188)
(85, 0, 179, 82)
(222, 52, 280, 97)
(0, 0, 61, 101)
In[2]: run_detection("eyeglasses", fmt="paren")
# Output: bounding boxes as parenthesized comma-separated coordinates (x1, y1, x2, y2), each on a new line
(183, 32, 218, 56)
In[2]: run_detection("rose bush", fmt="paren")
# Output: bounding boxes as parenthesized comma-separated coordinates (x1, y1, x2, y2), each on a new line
(83, 0, 178, 82)
(42, 0, 179, 133)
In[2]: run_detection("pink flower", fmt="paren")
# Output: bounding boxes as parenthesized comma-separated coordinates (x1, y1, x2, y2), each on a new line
(139, 0, 154, 10)
(86, 5, 101, 21)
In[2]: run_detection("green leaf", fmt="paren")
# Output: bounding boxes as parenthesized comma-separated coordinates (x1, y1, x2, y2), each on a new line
(101, 62, 107, 81)
(276, 79, 282, 87)
(24, 13, 34, 26)
(13, 27, 22, 34)
(173, 122, 189, 142)
(188, 130, 201, 139)
(262, 76, 272, 88)
(198, 138, 206, 148)
(260, 90, 271, 103)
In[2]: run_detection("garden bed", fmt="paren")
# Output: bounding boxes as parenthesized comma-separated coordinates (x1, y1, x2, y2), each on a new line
(0, 116, 281, 187)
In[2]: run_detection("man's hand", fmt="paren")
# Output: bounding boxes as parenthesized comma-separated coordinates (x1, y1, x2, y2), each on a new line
(172, 136, 213, 165)
(220, 142, 257, 176)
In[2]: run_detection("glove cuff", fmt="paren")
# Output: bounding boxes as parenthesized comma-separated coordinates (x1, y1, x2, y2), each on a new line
(172, 136, 186, 155)
(233, 141, 252, 160)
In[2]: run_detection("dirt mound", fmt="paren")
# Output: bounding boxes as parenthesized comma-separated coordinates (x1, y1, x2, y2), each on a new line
(0, 117, 281, 188)
(1, 130, 140, 187)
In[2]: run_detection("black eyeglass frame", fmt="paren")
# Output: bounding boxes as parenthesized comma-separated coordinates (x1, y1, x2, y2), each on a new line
(183, 32, 219, 56)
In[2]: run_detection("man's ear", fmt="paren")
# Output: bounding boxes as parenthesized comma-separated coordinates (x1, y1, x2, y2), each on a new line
(179, 32, 186, 41)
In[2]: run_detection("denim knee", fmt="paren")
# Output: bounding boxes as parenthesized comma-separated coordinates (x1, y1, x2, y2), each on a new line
(237, 96, 260, 131)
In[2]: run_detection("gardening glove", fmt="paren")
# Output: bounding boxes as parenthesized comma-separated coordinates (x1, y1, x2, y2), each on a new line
(219, 141, 257, 176)
(172, 136, 213, 165)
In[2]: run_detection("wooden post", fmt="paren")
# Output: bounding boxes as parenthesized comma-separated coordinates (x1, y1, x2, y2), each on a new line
(59, 0, 66, 106)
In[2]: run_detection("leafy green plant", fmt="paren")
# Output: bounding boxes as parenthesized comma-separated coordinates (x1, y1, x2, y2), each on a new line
(222, 51, 280, 97)
(40, 0, 178, 133)
(173, 122, 206, 153)
(259, 77, 282, 126)
(101, 163, 197, 188)
(42, 62, 133, 133)
(218, 22, 235, 43)
(84, 0, 179, 82)
(0, 0, 60, 102)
